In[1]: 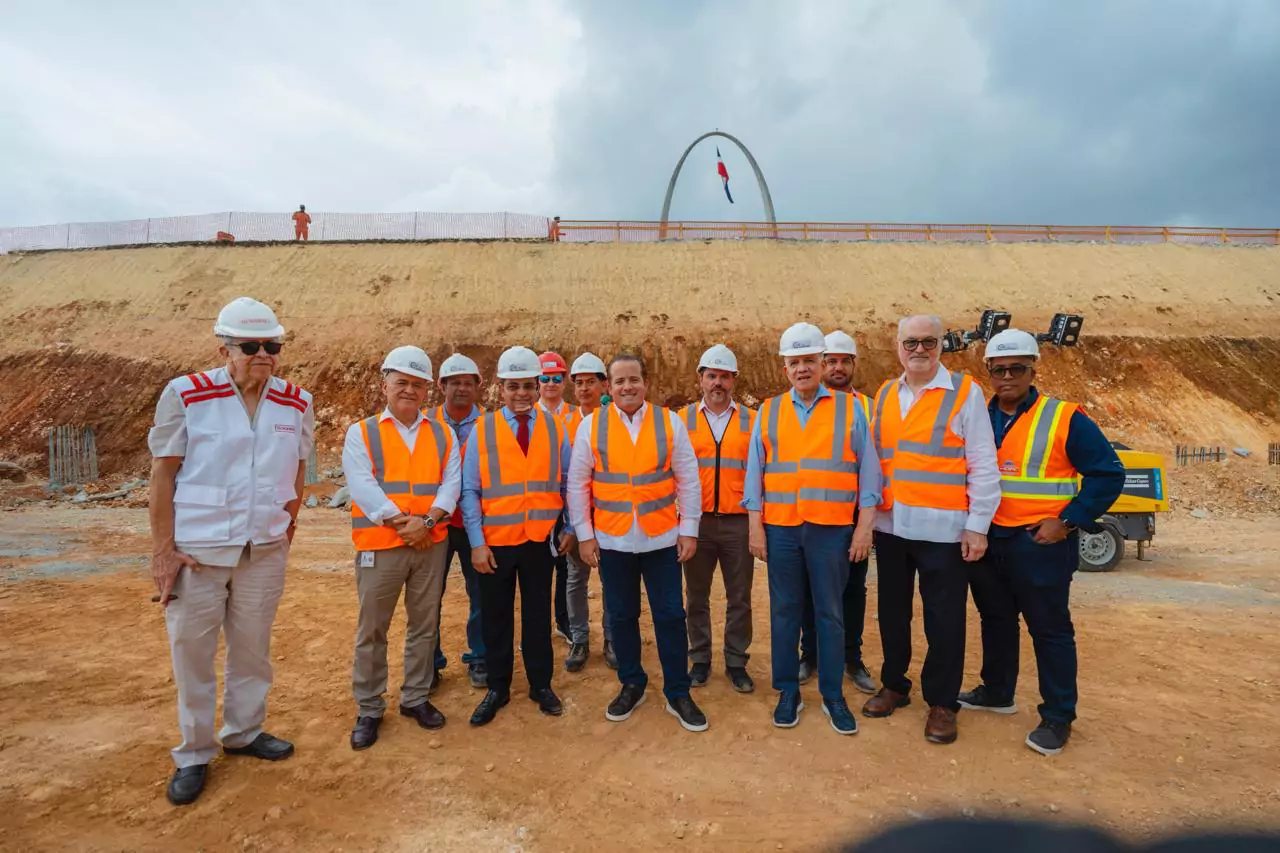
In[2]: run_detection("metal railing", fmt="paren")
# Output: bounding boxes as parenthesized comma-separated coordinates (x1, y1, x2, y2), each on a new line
(1269, 443, 1280, 466)
(48, 425, 98, 487)
(1175, 445, 1228, 466)
(555, 220, 1280, 245)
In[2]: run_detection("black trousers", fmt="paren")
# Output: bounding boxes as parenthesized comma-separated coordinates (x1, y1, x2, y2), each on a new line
(874, 531, 968, 711)
(968, 530, 1079, 724)
(552, 518, 570, 633)
(477, 539, 554, 696)
(800, 557, 869, 667)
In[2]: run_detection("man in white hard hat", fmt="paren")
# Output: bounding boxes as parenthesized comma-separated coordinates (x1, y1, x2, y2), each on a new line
(344, 346, 461, 751)
(863, 315, 1000, 746)
(148, 296, 313, 806)
(563, 351, 616, 672)
(744, 323, 881, 737)
(568, 352, 709, 732)
(797, 330, 878, 695)
(960, 329, 1123, 756)
(682, 344, 757, 693)
(460, 346, 575, 726)
(427, 353, 488, 689)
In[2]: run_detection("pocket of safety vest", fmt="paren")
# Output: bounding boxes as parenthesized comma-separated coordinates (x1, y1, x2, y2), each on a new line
(173, 484, 231, 542)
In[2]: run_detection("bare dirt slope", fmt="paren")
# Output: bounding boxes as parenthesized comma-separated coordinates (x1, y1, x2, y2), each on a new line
(1, 240, 1278, 473)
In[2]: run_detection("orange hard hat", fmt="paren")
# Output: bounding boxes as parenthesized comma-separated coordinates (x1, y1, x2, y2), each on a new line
(538, 351, 568, 374)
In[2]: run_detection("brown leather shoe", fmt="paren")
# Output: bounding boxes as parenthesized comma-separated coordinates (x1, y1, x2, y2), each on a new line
(862, 687, 910, 718)
(925, 706, 958, 744)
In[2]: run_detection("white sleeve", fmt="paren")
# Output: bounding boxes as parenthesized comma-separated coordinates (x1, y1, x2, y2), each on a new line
(299, 391, 316, 461)
(147, 385, 187, 458)
(432, 433, 462, 515)
(342, 422, 400, 525)
(669, 411, 703, 537)
(956, 384, 1001, 535)
(567, 414, 597, 541)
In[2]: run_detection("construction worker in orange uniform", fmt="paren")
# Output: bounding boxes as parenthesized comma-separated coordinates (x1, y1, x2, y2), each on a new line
(292, 205, 311, 241)
(537, 351, 575, 643)
(863, 315, 1001, 746)
(563, 352, 616, 672)
(744, 323, 881, 737)
(568, 353, 709, 732)
(427, 353, 488, 688)
(798, 330, 878, 695)
(461, 347, 575, 726)
(682, 344, 757, 694)
(959, 330, 1124, 756)
(344, 346, 462, 751)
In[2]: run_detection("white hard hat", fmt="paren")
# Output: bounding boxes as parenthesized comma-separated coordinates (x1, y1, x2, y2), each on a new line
(824, 330, 858, 356)
(213, 297, 285, 339)
(698, 344, 739, 373)
(984, 329, 1040, 360)
(570, 351, 607, 377)
(438, 353, 480, 381)
(381, 345, 433, 380)
(496, 346, 542, 380)
(779, 322, 826, 357)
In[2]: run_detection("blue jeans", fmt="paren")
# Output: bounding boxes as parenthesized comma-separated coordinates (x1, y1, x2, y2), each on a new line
(968, 529, 1079, 724)
(599, 546, 692, 701)
(766, 522, 852, 703)
(435, 526, 485, 669)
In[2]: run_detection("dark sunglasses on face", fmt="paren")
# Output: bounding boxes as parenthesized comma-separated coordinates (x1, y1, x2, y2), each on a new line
(901, 337, 939, 352)
(538, 375, 564, 384)
(988, 364, 1032, 379)
(234, 341, 283, 356)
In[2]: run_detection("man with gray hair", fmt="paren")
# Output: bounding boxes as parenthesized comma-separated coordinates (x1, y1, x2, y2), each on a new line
(148, 296, 313, 806)
(862, 314, 1000, 745)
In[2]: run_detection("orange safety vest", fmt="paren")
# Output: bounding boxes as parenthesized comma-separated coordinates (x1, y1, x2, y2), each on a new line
(683, 402, 754, 514)
(872, 372, 974, 512)
(351, 415, 453, 550)
(993, 395, 1080, 527)
(590, 404, 678, 537)
(474, 410, 564, 546)
(425, 404, 483, 527)
(563, 405, 593, 446)
(759, 392, 860, 527)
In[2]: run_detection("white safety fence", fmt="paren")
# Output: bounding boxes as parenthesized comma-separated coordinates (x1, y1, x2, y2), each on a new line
(0, 211, 553, 253)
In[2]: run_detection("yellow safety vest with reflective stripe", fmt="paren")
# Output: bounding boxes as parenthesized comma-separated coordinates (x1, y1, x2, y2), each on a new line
(993, 396, 1080, 527)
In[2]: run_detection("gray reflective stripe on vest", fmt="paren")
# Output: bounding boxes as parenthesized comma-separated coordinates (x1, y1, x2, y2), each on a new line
(637, 493, 676, 515)
(351, 516, 381, 529)
(800, 458, 857, 473)
(686, 404, 698, 431)
(765, 395, 783, 467)
(702, 457, 746, 470)
(831, 390, 849, 461)
(425, 417, 448, 470)
(873, 384, 892, 456)
(764, 461, 797, 473)
(633, 469, 674, 485)
(596, 404, 612, 472)
(1025, 397, 1063, 477)
(363, 416, 391, 487)
(528, 508, 563, 521)
(594, 498, 632, 513)
(544, 410, 561, 482)
(526, 480, 560, 493)
(654, 407, 669, 471)
(595, 471, 630, 484)
(896, 440, 964, 459)
(1000, 479, 1079, 497)
(893, 469, 967, 486)
(484, 512, 527, 527)
(739, 404, 751, 431)
(797, 487, 858, 503)
(412, 484, 439, 496)
(764, 490, 796, 504)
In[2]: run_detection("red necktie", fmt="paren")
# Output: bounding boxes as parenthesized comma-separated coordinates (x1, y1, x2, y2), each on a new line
(516, 413, 531, 455)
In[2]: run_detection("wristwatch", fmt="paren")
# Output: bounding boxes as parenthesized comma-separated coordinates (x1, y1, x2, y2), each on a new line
(1058, 516, 1077, 531)
(423, 515, 437, 530)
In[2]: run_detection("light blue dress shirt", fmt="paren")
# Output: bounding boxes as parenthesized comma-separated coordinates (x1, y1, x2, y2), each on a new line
(742, 386, 882, 513)
(461, 406, 574, 548)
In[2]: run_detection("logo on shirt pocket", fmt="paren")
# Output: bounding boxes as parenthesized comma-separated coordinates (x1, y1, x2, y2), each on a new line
(274, 424, 297, 434)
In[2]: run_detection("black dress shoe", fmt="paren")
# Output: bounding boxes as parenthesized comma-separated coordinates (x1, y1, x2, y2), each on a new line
(350, 716, 382, 751)
(400, 700, 446, 730)
(223, 732, 294, 761)
(565, 642, 589, 672)
(530, 687, 564, 716)
(726, 666, 755, 693)
(166, 764, 208, 806)
(603, 640, 618, 670)
(470, 690, 510, 726)
(689, 662, 710, 687)
(605, 683, 646, 722)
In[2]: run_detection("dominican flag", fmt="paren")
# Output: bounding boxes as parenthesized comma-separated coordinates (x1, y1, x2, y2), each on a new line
(716, 147, 734, 203)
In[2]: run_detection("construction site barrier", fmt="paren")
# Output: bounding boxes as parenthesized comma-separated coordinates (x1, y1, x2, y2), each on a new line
(0, 211, 551, 253)
(555, 220, 1280, 245)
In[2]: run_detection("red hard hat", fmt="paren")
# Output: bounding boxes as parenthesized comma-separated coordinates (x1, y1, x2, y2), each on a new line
(538, 351, 568, 374)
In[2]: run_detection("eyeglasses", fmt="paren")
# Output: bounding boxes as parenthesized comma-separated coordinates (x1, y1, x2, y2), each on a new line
(900, 338, 939, 352)
(538, 375, 564, 384)
(987, 364, 1032, 379)
(234, 341, 283, 356)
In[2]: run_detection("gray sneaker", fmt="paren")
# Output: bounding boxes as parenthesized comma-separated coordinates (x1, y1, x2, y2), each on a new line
(957, 684, 1017, 714)
(846, 662, 877, 695)
(1026, 720, 1071, 756)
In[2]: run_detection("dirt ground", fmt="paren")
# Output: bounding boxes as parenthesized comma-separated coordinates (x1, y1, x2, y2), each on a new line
(1, 503, 1278, 852)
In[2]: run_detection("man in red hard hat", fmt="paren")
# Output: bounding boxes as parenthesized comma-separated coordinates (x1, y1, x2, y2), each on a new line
(538, 351, 575, 642)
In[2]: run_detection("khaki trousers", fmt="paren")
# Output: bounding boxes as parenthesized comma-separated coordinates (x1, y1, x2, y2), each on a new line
(351, 541, 448, 717)
(684, 514, 755, 668)
(165, 541, 289, 769)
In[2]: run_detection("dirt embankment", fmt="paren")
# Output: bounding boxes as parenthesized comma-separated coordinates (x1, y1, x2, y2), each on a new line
(1, 241, 1278, 474)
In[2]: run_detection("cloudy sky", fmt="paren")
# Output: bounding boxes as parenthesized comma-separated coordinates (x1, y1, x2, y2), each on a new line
(2, 0, 1277, 228)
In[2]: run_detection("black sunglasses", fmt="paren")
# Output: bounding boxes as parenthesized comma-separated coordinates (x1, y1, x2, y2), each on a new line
(234, 341, 283, 356)
(988, 364, 1032, 379)
(901, 338, 939, 352)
